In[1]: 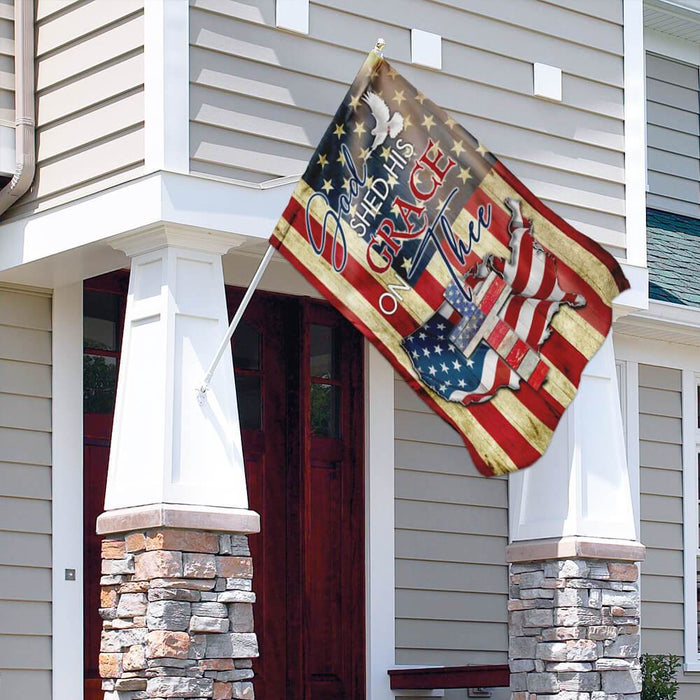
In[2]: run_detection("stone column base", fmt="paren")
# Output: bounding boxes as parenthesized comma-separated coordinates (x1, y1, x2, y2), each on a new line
(507, 539, 645, 700)
(98, 527, 257, 700)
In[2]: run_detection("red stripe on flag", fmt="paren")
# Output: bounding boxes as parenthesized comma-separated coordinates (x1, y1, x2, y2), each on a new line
(492, 160, 630, 295)
(540, 329, 588, 386)
(529, 361, 549, 391)
(487, 320, 509, 349)
(479, 275, 506, 313)
(506, 339, 529, 369)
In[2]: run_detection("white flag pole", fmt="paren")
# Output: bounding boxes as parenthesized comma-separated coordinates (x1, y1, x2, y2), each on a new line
(197, 245, 275, 403)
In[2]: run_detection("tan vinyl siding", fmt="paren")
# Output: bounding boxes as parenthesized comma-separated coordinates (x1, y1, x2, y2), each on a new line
(646, 53, 700, 218)
(189, 0, 627, 257)
(637, 363, 700, 699)
(7, 0, 145, 220)
(0, 0, 13, 126)
(0, 286, 52, 699)
(394, 377, 509, 665)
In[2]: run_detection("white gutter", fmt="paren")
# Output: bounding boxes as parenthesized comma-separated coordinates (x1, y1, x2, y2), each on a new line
(0, 0, 35, 216)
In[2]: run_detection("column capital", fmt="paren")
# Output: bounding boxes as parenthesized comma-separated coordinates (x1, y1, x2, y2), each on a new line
(507, 536, 645, 564)
(109, 223, 246, 258)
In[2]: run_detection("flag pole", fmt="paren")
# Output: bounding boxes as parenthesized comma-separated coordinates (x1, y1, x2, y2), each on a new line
(197, 245, 275, 403)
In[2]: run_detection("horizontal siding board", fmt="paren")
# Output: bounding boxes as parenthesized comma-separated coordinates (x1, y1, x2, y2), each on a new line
(0, 635, 51, 669)
(36, 13, 144, 91)
(0, 464, 51, 500)
(396, 618, 507, 652)
(647, 77, 699, 113)
(646, 193, 700, 219)
(396, 529, 507, 566)
(396, 468, 506, 508)
(396, 648, 507, 666)
(0, 601, 52, 635)
(396, 498, 507, 536)
(396, 589, 507, 623)
(640, 572, 683, 603)
(647, 52, 699, 89)
(0, 565, 51, 602)
(641, 601, 685, 630)
(639, 493, 682, 524)
(638, 387, 683, 418)
(640, 520, 683, 550)
(639, 364, 683, 393)
(638, 414, 682, 444)
(0, 326, 51, 365)
(0, 670, 51, 698)
(396, 559, 507, 595)
(641, 628, 683, 656)
(639, 439, 682, 469)
(0, 292, 51, 330)
(647, 148, 700, 182)
(647, 170, 700, 205)
(647, 124, 700, 160)
(0, 427, 51, 466)
(0, 394, 51, 432)
(646, 102, 699, 137)
(0, 532, 51, 568)
(0, 496, 51, 535)
(640, 466, 682, 498)
(641, 547, 683, 576)
(36, 0, 142, 56)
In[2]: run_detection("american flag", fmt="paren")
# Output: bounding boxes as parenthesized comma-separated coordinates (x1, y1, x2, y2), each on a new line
(270, 50, 629, 476)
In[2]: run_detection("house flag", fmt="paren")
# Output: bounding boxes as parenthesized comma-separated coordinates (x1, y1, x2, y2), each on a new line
(270, 49, 629, 476)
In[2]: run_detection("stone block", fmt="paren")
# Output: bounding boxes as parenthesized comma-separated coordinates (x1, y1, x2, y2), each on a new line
(191, 616, 230, 633)
(123, 645, 146, 671)
(149, 588, 201, 602)
(115, 677, 147, 691)
(595, 658, 636, 671)
(508, 600, 537, 611)
(588, 625, 617, 641)
(201, 659, 235, 671)
(146, 630, 191, 659)
(99, 653, 123, 678)
(102, 539, 126, 560)
(588, 563, 611, 580)
(522, 608, 553, 627)
(604, 634, 640, 659)
(509, 636, 537, 659)
(601, 589, 639, 608)
(225, 579, 253, 592)
(545, 560, 590, 579)
(205, 633, 259, 659)
(214, 681, 233, 699)
(146, 529, 220, 553)
(541, 627, 586, 641)
(125, 532, 146, 552)
(216, 669, 255, 682)
(216, 557, 253, 579)
(588, 589, 602, 609)
(150, 577, 215, 590)
(101, 628, 148, 652)
(146, 601, 191, 631)
(101, 587, 119, 608)
(566, 639, 598, 661)
(546, 662, 593, 673)
(554, 588, 589, 608)
(518, 571, 545, 588)
(117, 593, 148, 618)
(554, 606, 602, 627)
(218, 591, 256, 604)
(146, 676, 214, 698)
(102, 556, 135, 575)
(527, 672, 559, 693)
(231, 681, 254, 699)
(135, 551, 183, 580)
(118, 581, 149, 594)
(608, 563, 638, 582)
(559, 671, 600, 691)
(230, 536, 251, 556)
(601, 669, 642, 694)
(229, 604, 254, 633)
(184, 553, 217, 579)
(193, 602, 228, 618)
(537, 643, 567, 661)
(509, 659, 535, 672)
(521, 587, 555, 600)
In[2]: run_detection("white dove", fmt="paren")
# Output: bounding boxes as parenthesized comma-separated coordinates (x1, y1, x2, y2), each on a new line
(363, 91, 404, 152)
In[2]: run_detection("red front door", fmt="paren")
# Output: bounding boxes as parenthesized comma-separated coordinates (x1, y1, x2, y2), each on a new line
(83, 277, 365, 699)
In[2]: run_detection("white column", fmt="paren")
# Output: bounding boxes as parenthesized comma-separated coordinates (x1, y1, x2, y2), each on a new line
(102, 226, 251, 516)
(52, 283, 84, 699)
(509, 335, 638, 546)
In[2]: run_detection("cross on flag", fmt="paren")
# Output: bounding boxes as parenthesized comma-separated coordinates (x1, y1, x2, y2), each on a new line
(270, 49, 629, 476)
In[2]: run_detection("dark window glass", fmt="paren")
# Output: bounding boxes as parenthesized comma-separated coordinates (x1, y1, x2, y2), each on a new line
(311, 383, 340, 437)
(233, 321, 261, 371)
(83, 354, 117, 414)
(310, 324, 336, 379)
(84, 290, 119, 351)
(236, 374, 262, 431)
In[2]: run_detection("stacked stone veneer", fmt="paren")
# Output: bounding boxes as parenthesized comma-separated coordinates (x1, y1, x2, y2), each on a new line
(99, 528, 257, 700)
(509, 558, 641, 699)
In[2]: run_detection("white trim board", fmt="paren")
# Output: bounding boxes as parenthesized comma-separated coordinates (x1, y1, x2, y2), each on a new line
(51, 283, 84, 699)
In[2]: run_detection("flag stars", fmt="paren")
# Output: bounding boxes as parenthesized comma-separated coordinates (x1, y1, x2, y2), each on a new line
(358, 147, 371, 162)
(428, 365, 437, 376)
(476, 141, 488, 157)
(403, 114, 413, 128)
(321, 179, 333, 193)
(452, 359, 462, 370)
(437, 322, 446, 330)
(457, 167, 472, 184)
(416, 91, 426, 104)
(466, 357, 474, 368)
(439, 383, 448, 393)
(342, 177, 352, 192)
(418, 332, 427, 340)
(437, 197, 450, 212)
(349, 93, 362, 110)
(386, 65, 399, 79)
(451, 139, 465, 157)
(401, 257, 412, 274)
(317, 153, 328, 168)
(422, 114, 435, 130)
(433, 345, 443, 355)
(380, 145, 392, 161)
(423, 348, 431, 357)
(353, 122, 367, 136)
(411, 349, 419, 359)
(333, 123, 346, 138)
(387, 173, 399, 189)
(392, 89, 406, 105)
(440, 362, 449, 373)
(458, 378, 466, 388)
(445, 115, 457, 129)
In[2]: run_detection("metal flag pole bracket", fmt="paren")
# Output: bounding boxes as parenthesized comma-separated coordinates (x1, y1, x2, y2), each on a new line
(197, 245, 275, 405)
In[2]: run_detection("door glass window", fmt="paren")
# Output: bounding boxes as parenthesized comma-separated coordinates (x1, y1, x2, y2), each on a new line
(310, 324, 340, 437)
(233, 321, 262, 431)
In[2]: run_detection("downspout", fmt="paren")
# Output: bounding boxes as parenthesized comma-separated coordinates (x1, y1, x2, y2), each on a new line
(0, 0, 35, 216)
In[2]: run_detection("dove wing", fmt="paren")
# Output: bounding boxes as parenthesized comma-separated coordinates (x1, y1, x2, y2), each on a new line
(363, 91, 390, 128)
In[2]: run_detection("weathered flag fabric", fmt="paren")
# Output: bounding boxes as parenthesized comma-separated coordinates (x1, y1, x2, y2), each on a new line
(270, 51, 629, 476)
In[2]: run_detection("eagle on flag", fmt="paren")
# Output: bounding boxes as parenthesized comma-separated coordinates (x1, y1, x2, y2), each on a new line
(270, 47, 629, 476)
